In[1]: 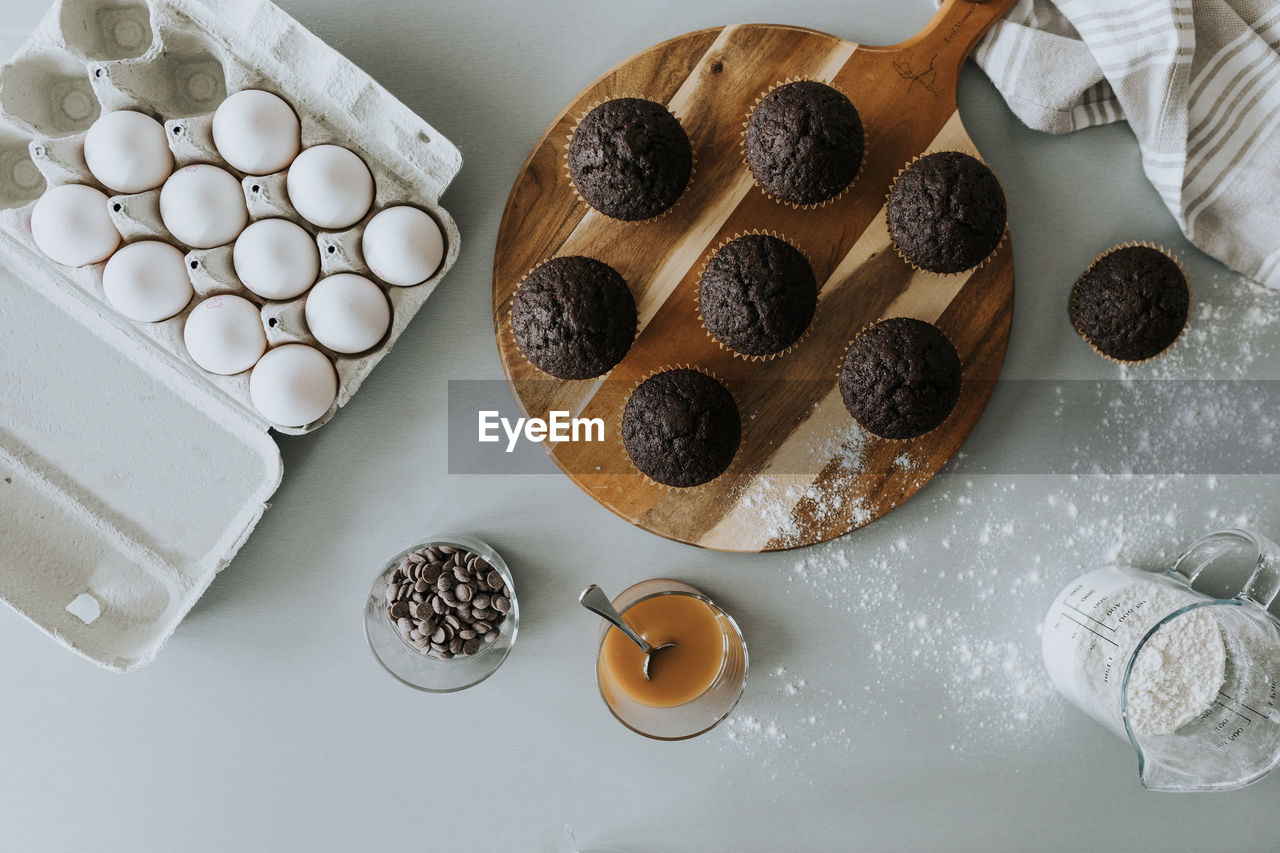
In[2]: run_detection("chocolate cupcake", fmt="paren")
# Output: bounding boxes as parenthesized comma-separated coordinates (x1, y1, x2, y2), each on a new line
(1070, 244, 1189, 363)
(744, 81, 864, 206)
(567, 98, 693, 221)
(887, 151, 1006, 274)
(839, 317, 962, 440)
(512, 256, 637, 379)
(699, 233, 817, 358)
(622, 368, 741, 487)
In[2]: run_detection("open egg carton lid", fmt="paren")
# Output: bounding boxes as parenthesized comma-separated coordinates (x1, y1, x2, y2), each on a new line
(0, 0, 461, 670)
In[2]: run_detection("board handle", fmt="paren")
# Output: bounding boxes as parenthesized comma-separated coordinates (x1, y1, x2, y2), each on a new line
(887, 0, 1017, 87)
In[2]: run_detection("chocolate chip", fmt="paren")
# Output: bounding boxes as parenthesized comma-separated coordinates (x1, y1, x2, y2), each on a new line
(385, 544, 513, 660)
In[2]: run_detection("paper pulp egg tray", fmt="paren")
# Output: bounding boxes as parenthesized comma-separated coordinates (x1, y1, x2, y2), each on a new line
(0, 0, 462, 670)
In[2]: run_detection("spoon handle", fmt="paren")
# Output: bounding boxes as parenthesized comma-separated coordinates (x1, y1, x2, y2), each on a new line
(578, 585, 652, 653)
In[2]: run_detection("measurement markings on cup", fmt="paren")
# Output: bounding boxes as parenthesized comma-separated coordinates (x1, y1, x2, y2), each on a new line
(1065, 601, 1116, 630)
(1063, 613, 1119, 646)
(1218, 691, 1272, 721)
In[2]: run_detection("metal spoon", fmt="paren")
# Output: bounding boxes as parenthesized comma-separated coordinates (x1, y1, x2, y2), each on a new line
(579, 584, 675, 681)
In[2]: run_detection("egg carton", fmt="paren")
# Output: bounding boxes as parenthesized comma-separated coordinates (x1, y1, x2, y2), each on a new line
(0, 0, 461, 670)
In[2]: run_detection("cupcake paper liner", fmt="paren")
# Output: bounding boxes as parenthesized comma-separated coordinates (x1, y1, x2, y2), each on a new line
(884, 150, 1009, 278)
(1068, 241, 1191, 366)
(617, 364, 745, 489)
(836, 317, 963, 444)
(563, 93, 697, 225)
(740, 77, 869, 211)
(694, 229, 821, 363)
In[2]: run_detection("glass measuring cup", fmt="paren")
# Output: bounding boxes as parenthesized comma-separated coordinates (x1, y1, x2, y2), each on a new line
(1042, 528, 1280, 791)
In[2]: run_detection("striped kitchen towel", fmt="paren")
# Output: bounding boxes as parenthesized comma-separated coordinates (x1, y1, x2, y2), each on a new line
(966, 0, 1280, 288)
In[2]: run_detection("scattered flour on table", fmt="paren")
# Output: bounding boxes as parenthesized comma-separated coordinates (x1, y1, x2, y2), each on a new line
(758, 471, 1267, 760)
(787, 481, 1059, 749)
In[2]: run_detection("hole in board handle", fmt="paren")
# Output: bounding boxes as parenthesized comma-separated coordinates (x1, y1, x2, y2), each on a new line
(112, 202, 122, 212)
(267, 317, 278, 328)
(65, 593, 100, 624)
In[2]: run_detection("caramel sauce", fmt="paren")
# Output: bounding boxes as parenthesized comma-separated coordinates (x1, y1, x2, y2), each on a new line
(599, 594, 726, 707)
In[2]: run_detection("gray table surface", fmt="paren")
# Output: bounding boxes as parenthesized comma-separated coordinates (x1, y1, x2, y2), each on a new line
(4, 0, 1280, 850)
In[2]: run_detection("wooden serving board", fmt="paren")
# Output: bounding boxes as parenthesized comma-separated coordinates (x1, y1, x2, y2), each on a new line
(492, 0, 1016, 552)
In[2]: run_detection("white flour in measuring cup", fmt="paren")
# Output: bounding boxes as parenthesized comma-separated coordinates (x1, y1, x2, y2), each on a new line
(1095, 582, 1226, 734)
(1044, 570, 1227, 737)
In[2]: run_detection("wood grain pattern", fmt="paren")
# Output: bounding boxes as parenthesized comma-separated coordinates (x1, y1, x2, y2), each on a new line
(493, 0, 1018, 552)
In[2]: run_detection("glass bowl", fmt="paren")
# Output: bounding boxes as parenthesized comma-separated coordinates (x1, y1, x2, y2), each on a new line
(364, 535, 518, 692)
(595, 578, 748, 740)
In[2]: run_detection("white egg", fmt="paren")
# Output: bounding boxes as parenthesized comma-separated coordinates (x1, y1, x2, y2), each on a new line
(249, 343, 337, 427)
(84, 110, 174, 194)
(286, 144, 374, 230)
(212, 90, 302, 175)
(160, 164, 248, 249)
(102, 241, 192, 322)
(361, 206, 444, 286)
(304, 273, 391, 354)
(232, 218, 319, 300)
(183, 294, 266, 375)
(30, 184, 121, 267)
